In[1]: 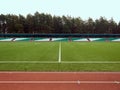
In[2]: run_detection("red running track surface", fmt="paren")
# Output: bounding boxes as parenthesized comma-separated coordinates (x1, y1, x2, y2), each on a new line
(0, 72, 120, 90)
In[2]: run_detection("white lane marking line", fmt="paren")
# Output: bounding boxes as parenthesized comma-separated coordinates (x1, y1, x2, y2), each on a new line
(81, 81, 120, 84)
(78, 80, 80, 84)
(58, 42, 61, 63)
(0, 81, 76, 84)
(0, 81, 119, 84)
(114, 81, 120, 84)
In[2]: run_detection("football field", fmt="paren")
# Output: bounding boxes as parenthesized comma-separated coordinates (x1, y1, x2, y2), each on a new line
(0, 42, 120, 71)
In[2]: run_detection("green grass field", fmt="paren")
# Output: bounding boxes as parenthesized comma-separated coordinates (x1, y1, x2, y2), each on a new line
(0, 42, 120, 71)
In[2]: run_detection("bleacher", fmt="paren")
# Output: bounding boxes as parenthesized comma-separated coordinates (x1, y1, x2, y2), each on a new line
(0, 34, 120, 42)
(0, 37, 120, 42)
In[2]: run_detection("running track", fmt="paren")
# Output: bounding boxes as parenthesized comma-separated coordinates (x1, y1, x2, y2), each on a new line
(0, 72, 120, 90)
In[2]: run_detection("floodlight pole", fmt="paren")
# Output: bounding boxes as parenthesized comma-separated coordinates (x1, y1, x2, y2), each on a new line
(4, 20, 7, 34)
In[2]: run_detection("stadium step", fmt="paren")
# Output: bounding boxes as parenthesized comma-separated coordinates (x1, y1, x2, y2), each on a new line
(0, 38, 120, 42)
(0, 38, 13, 41)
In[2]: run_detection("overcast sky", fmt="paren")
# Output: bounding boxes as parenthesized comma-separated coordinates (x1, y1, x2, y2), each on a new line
(0, 0, 120, 22)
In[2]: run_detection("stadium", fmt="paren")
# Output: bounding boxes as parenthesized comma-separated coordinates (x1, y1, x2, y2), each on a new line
(0, 0, 120, 88)
(0, 33, 120, 90)
(0, 33, 120, 71)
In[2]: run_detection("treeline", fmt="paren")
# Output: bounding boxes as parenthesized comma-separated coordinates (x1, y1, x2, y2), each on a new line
(0, 12, 120, 34)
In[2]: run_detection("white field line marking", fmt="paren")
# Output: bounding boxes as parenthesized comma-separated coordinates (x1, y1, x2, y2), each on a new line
(61, 61, 120, 64)
(0, 81, 119, 84)
(58, 42, 61, 63)
(0, 61, 120, 63)
(0, 61, 58, 63)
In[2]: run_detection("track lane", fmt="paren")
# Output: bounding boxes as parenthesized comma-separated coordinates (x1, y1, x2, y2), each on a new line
(0, 72, 120, 90)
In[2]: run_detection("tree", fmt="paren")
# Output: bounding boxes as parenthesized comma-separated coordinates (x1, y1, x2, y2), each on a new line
(108, 18, 117, 34)
(0, 14, 6, 33)
(14, 23, 24, 33)
(0, 12, 120, 34)
(95, 17, 109, 34)
(86, 18, 95, 33)
(26, 14, 34, 33)
(53, 16, 63, 33)
(117, 22, 120, 34)
(62, 16, 72, 33)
